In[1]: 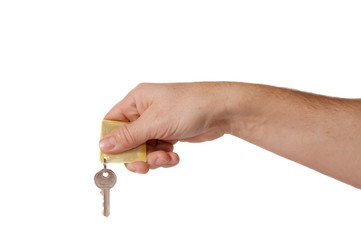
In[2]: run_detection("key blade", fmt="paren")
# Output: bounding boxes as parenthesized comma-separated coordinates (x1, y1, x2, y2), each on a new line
(103, 189, 110, 217)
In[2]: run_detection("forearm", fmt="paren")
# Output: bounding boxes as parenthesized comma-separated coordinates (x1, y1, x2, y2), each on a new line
(223, 83, 361, 188)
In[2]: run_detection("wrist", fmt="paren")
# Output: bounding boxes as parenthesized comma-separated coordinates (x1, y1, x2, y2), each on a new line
(217, 82, 264, 138)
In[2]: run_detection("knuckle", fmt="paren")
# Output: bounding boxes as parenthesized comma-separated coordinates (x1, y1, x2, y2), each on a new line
(135, 82, 149, 90)
(130, 83, 151, 99)
(117, 104, 127, 114)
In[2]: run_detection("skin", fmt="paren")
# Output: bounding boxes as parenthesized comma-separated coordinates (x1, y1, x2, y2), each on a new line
(99, 82, 361, 189)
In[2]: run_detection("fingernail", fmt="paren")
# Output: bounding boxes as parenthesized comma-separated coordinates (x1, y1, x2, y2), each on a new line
(99, 136, 116, 151)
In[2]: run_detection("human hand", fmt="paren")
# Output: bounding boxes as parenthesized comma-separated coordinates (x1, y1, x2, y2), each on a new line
(99, 82, 232, 173)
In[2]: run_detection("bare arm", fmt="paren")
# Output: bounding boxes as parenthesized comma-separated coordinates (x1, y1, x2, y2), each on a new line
(100, 82, 361, 189)
(223, 83, 361, 188)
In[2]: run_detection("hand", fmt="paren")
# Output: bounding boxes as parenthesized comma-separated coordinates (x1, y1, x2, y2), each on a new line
(99, 82, 232, 173)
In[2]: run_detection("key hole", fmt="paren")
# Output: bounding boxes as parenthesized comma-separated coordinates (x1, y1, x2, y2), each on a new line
(102, 172, 109, 178)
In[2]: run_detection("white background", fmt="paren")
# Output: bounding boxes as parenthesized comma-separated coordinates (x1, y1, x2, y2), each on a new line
(0, 0, 360, 239)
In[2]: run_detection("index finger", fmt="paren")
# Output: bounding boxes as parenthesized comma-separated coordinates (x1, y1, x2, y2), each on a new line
(104, 96, 140, 122)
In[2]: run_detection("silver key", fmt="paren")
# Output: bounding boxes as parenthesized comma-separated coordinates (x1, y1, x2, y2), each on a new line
(94, 168, 117, 217)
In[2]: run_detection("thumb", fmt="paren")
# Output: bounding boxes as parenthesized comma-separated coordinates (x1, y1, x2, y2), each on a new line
(99, 117, 152, 154)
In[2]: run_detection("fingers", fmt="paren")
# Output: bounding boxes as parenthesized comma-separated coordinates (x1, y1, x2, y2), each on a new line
(125, 161, 149, 174)
(125, 150, 180, 173)
(146, 140, 179, 169)
(103, 83, 151, 121)
(104, 98, 141, 122)
(104, 97, 131, 121)
(124, 140, 179, 174)
(147, 139, 174, 152)
(148, 151, 180, 169)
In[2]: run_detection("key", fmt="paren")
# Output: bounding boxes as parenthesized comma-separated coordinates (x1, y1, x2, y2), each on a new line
(94, 168, 117, 217)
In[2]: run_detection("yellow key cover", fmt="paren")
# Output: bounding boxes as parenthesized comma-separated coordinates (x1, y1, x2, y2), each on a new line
(100, 120, 147, 163)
